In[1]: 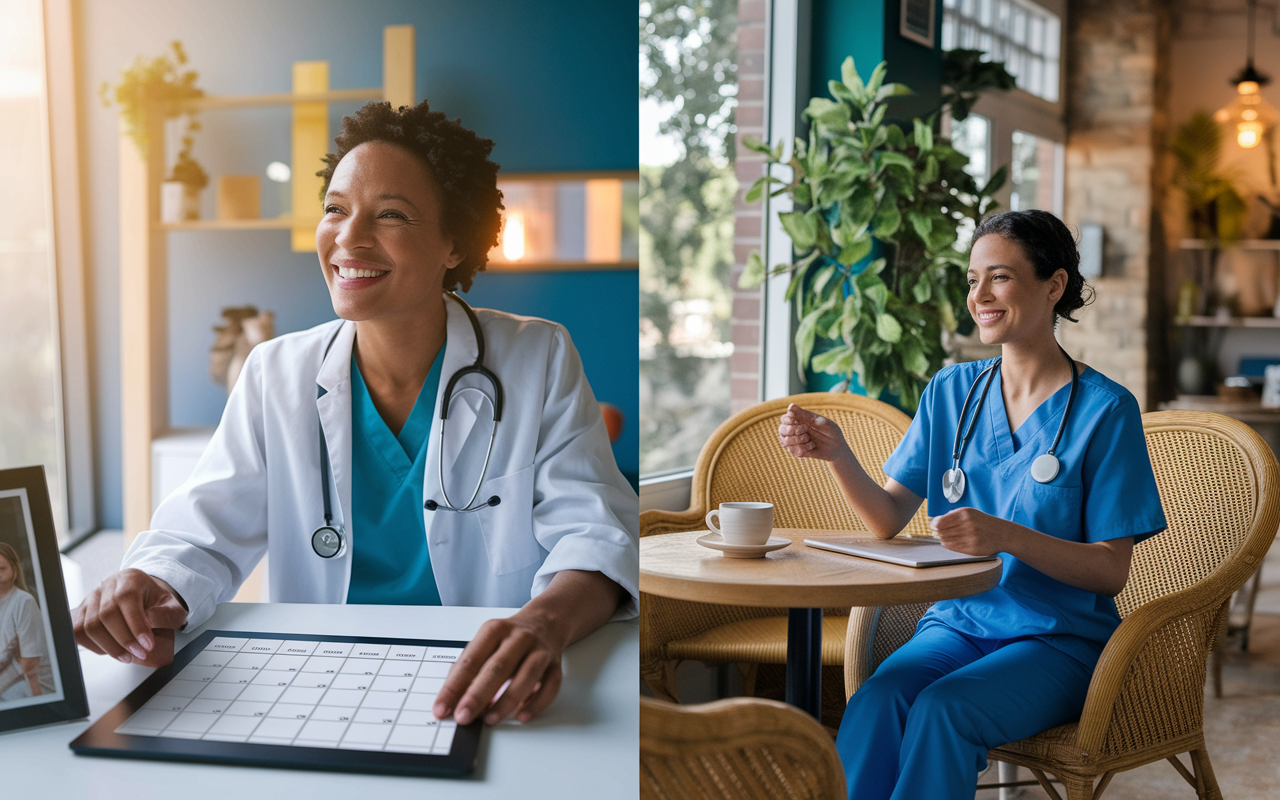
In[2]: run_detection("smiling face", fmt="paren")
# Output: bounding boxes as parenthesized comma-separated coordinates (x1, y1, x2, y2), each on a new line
(966, 233, 1066, 346)
(316, 141, 463, 325)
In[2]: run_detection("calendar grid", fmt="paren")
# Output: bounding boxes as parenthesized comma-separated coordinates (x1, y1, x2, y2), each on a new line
(115, 635, 461, 755)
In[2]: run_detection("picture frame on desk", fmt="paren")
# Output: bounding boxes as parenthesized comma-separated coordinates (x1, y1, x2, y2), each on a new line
(0, 466, 88, 733)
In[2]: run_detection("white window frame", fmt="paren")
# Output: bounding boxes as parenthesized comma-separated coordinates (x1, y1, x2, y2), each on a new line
(43, 0, 97, 546)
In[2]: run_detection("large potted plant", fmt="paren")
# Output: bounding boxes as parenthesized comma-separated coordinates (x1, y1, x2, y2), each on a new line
(100, 40, 207, 221)
(739, 56, 1010, 411)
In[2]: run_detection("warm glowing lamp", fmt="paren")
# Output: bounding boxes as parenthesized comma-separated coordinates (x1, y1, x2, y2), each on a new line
(1215, 0, 1277, 149)
(502, 212, 526, 261)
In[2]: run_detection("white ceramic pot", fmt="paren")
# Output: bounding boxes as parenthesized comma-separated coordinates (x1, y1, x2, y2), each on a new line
(160, 181, 201, 223)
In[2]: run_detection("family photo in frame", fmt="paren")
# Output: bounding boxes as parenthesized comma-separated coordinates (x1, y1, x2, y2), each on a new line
(0, 467, 87, 733)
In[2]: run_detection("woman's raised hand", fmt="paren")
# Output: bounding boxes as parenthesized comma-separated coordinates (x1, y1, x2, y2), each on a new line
(778, 403, 851, 462)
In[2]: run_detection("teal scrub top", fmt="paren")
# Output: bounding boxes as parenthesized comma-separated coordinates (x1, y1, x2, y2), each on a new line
(883, 357, 1168, 666)
(346, 343, 446, 605)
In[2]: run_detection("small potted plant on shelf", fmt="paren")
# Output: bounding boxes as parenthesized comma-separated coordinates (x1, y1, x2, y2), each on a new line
(164, 138, 209, 222)
(738, 54, 1012, 411)
(99, 40, 207, 222)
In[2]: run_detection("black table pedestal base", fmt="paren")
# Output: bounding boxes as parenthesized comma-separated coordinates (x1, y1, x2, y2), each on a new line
(786, 607, 823, 719)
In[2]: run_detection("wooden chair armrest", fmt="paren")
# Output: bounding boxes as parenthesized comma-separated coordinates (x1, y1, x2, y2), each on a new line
(1074, 588, 1227, 757)
(640, 508, 706, 537)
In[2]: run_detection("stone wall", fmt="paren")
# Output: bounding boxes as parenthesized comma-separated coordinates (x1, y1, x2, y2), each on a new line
(730, 0, 767, 414)
(1057, 0, 1173, 410)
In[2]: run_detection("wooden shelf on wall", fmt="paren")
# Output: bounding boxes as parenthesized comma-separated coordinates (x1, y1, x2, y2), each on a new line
(179, 88, 383, 110)
(1179, 239, 1280, 251)
(159, 218, 296, 231)
(1175, 316, 1280, 328)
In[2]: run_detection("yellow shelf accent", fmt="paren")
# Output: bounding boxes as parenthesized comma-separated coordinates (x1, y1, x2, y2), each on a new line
(292, 61, 329, 253)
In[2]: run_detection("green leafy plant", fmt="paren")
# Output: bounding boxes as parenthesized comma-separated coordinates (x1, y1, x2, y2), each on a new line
(739, 57, 1008, 411)
(99, 40, 205, 184)
(1170, 111, 1247, 244)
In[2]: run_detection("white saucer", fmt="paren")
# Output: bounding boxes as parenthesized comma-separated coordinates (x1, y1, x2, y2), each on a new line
(696, 532, 792, 558)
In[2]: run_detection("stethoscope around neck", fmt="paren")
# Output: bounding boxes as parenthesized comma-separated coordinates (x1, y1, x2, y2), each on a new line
(941, 346, 1079, 504)
(311, 292, 505, 559)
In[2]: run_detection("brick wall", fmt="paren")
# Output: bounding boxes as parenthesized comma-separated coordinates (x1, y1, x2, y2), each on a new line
(1056, 0, 1173, 410)
(730, 0, 767, 414)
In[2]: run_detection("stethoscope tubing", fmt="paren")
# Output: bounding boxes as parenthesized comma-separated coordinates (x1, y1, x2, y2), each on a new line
(312, 293, 503, 558)
(946, 345, 1078, 500)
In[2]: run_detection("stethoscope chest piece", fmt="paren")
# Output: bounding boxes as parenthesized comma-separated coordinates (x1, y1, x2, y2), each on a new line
(1030, 453, 1060, 484)
(311, 526, 345, 559)
(942, 467, 966, 503)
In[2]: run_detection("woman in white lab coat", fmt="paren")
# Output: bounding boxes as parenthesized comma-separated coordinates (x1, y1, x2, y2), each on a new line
(73, 100, 639, 726)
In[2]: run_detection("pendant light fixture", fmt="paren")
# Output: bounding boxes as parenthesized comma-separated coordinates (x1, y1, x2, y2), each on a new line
(1215, 0, 1277, 149)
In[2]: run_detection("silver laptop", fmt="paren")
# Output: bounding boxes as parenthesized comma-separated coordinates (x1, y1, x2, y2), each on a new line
(804, 536, 1001, 568)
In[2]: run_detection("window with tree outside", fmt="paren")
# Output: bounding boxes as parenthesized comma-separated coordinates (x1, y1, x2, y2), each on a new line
(639, 0, 739, 477)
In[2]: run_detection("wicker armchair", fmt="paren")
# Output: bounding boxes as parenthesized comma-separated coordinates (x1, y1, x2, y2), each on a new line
(842, 410, 1280, 800)
(640, 393, 929, 704)
(640, 696, 845, 800)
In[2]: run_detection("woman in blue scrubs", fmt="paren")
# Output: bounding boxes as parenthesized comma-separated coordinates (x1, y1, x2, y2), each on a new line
(778, 209, 1167, 800)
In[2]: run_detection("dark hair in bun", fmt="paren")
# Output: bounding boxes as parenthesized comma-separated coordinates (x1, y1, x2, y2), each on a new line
(970, 209, 1094, 323)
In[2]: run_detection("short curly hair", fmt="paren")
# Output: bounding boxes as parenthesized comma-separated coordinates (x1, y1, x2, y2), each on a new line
(318, 100, 503, 292)
(971, 209, 1095, 323)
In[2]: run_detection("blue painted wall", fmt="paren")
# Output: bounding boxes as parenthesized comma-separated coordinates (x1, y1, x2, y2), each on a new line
(80, 0, 638, 529)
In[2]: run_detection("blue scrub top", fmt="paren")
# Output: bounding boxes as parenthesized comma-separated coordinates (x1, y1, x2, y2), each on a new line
(346, 343, 446, 605)
(883, 357, 1167, 665)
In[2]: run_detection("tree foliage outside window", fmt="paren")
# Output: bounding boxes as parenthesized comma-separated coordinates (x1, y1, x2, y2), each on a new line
(639, 0, 739, 475)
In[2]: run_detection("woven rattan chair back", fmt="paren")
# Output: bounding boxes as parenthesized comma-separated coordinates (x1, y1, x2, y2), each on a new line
(1114, 413, 1269, 618)
(641, 393, 924, 702)
(640, 696, 846, 800)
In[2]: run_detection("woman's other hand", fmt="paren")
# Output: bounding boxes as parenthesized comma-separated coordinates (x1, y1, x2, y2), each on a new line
(433, 613, 565, 726)
(73, 569, 189, 668)
(432, 570, 624, 726)
(778, 404, 851, 462)
(930, 508, 1010, 557)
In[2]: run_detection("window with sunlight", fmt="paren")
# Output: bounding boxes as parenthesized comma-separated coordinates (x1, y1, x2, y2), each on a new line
(0, 0, 67, 538)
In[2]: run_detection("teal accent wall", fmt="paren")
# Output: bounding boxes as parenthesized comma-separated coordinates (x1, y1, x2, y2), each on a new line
(80, 1, 638, 529)
(809, 0, 945, 122)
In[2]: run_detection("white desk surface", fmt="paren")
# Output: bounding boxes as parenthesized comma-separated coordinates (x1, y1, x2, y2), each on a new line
(1, 602, 639, 799)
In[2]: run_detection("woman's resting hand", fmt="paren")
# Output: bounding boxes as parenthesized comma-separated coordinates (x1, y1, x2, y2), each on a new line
(73, 569, 189, 668)
(778, 403, 851, 462)
(432, 569, 624, 725)
(930, 507, 1008, 556)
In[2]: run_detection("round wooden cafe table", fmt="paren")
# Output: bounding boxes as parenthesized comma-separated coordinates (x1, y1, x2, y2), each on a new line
(639, 529, 1003, 719)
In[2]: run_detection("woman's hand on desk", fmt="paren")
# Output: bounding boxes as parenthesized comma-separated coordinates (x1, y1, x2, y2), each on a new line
(73, 569, 189, 668)
(433, 569, 625, 726)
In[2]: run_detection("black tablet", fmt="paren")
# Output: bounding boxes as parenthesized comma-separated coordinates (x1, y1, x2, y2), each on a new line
(70, 630, 482, 777)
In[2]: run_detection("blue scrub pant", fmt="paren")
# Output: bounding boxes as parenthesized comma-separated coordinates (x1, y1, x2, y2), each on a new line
(835, 621, 1096, 800)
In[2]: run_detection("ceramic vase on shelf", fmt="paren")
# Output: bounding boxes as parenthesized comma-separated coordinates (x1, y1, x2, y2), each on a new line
(1177, 356, 1208, 397)
(160, 181, 201, 223)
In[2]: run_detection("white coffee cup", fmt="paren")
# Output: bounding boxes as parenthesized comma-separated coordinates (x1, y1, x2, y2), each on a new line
(705, 502, 774, 546)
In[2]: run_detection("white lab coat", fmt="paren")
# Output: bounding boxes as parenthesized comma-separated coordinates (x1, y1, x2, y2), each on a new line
(123, 296, 639, 631)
